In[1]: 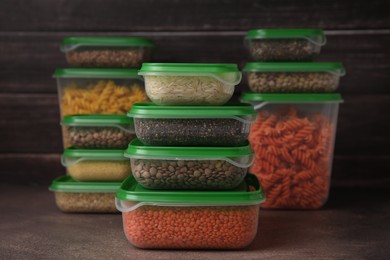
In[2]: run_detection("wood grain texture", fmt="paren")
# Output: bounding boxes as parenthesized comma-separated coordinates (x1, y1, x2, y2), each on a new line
(0, 94, 389, 156)
(0, 0, 389, 31)
(0, 32, 389, 94)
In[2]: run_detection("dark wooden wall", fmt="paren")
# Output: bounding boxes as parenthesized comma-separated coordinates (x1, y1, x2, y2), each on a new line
(0, 0, 389, 187)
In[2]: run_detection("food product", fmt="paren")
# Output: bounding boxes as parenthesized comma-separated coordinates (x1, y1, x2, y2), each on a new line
(245, 29, 326, 61)
(139, 63, 242, 105)
(115, 174, 265, 249)
(242, 93, 343, 209)
(125, 139, 254, 190)
(132, 159, 246, 190)
(55, 192, 117, 213)
(61, 37, 154, 68)
(62, 149, 131, 182)
(129, 102, 257, 146)
(49, 176, 120, 213)
(243, 62, 345, 93)
(62, 115, 136, 149)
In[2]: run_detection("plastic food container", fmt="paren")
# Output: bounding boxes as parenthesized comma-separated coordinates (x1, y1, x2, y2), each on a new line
(62, 148, 131, 182)
(60, 37, 154, 68)
(138, 63, 242, 106)
(115, 174, 265, 249)
(49, 176, 120, 213)
(243, 62, 345, 93)
(124, 138, 254, 190)
(53, 68, 147, 118)
(245, 29, 326, 61)
(62, 115, 136, 149)
(241, 92, 343, 209)
(129, 102, 257, 146)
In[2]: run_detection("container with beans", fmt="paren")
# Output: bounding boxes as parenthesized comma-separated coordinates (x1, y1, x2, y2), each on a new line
(115, 174, 265, 249)
(245, 29, 326, 61)
(62, 148, 131, 182)
(241, 92, 343, 209)
(138, 63, 242, 105)
(60, 37, 154, 68)
(124, 138, 254, 190)
(62, 115, 136, 149)
(129, 102, 257, 146)
(243, 62, 345, 93)
(49, 176, 120, 213)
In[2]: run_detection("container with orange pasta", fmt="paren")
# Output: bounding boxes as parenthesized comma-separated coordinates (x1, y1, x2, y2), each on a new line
(115, 174, 265, 249)
(241, 92, 343, 209)
(53, 68, 148, 118)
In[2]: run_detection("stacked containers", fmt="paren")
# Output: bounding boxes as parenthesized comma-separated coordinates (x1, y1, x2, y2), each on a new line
(243, 29, 345, 209)
(117, 63, 266, 249)
(50, 37, 154, 213)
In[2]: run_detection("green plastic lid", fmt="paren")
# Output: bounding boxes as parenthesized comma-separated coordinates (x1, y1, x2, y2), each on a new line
(115, 174, 265, 205)
(126, 138, 253, 159)
(241, 92, 343, 103)
(128, 102, 257, 122)
(49, 176, 120, 192)
(61, 37, 155, 52)
(63, 148, 126, 159)
(246, 29, 326, 45)
(139, 63, 240, 74)
(53, 68, 141, 78)
(62, 114, 133, 126)
(243, 62, 345, 75)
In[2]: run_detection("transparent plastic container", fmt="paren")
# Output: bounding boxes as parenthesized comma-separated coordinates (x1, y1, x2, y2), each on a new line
(60, 37, 154, 68)
(124, 138, 254, 190)
(128, 102, 257, 146)
(241, 92, 343, 209)
(245, 29, 326, 61)
(53, 68, 147, 119)
(62, 115, 136, 149)
(243, 62, 345, 93)
(62, 149, 131, 182)
(115, 174, 265, 249)
(49, 176, 120, 213)
(138, 63, 242, 106)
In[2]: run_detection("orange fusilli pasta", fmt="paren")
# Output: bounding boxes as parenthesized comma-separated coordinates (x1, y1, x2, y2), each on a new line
(249, 106, 335, 209)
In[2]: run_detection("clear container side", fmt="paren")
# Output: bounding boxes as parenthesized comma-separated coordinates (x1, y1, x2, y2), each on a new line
(63, 158, 131, 182)
(246, 71, 340, 93)
(248, 38, 322, 61)
(65, 46, 152, 68)
(54, 191, 118, 213)
(56, 77, 148, 119)
(133, 118, 250, 147)
(130, 158, 248, 190)
(143, 75, 235, 106)
(122, 204, 259, 249)
(249, 102, 340, 209)
(64, 125, 136, 149)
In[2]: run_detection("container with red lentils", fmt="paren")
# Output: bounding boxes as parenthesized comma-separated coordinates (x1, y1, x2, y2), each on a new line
(115, 174, 265, 249)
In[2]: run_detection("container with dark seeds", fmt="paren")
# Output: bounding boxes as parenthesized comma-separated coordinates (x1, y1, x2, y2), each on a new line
(125, 138, 254, 190)
(62, 115, 136, 149)
(245, 29, 326, 61)
(128, 102, 257, 147)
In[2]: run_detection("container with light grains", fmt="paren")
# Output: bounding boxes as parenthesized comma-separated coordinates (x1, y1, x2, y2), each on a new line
(115, 174, 265, 249)
(241, 93, 343, 209)
(60, 37, 154, 68)
(124, 138, 254, 190)
(245, 29, 326, 61)
(128, 102, 257, 146)
(243, 62, 345, 93)
(49, 176, 120, 213)
(138, 63, 242, 105)
(62, 148, 131, 182)
(62, 115, 136, 149)
(53, 68, 148, 118)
